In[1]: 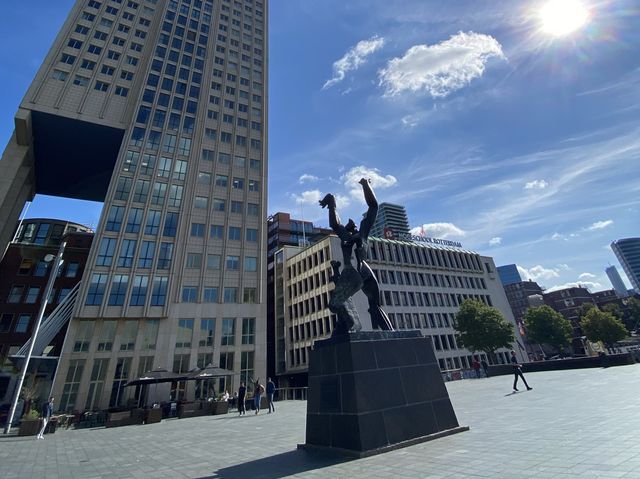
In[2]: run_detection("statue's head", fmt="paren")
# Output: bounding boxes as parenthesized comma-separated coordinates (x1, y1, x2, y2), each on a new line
(346, 219, 358, 232)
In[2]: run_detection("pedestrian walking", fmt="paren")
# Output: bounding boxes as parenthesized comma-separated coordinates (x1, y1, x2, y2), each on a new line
(481, 358, 490, 378)
(37, 397, 54, 439)
(510, 350, 532, 392)
(266, 377, 276, 413)
(238, 382, 247, 416)
(472, 358, 481, 378)
(254, 379, 264, 415)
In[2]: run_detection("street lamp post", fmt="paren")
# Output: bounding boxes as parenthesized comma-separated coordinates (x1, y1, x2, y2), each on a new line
(4, 239, 66, 434)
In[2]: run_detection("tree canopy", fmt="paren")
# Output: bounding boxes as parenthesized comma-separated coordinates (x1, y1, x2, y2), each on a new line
(580, 308, 628, 348)
(523, 305, 573, 352)
(454, 299, 515, 358)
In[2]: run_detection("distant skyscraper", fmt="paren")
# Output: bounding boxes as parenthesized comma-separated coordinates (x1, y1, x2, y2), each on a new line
(497, 264, 522, 286)
(0, 0, 268, 412)
(370, 203, 410, 238)
(605, 265, 629, 297)
(611, 238, 640, 293)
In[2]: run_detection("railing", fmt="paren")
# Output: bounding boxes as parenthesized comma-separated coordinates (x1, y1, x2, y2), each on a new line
(14, 282, 80, 358)
(276, 387, 308, 401)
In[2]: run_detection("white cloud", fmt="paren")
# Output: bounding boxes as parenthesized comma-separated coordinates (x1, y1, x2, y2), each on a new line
(518, 264, 560, 281)
(586, 220, 613, 231)
(378, 31, 505, 97)
(323, 36, 385, 90)
(410, 223, 466, 239)
(524, 179, 549, 190)
(290, 189, 322, 206)
(551, 232, 567, 241)
(298, 174, 319, 184)
(557, 264, 571, 271)
(579, 272, 596, 279)
(489, 236, 502, 246)
(545, 281, 602, 293)
(340, 165, 397, 200)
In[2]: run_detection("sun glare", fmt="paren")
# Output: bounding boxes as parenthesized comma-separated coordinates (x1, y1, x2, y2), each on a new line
(539, 0, 589, 36)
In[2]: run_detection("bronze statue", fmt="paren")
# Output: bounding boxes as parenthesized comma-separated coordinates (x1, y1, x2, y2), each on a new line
(320, 178, 394, 335)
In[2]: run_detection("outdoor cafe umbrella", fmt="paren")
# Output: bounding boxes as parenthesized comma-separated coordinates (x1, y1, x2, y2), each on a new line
(188, 364, 232, 380)
(124, 368, 188, 406)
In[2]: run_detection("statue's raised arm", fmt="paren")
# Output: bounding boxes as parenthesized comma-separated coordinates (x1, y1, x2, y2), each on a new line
(358, 178, 378, 240)
(319, 193, 351, 242)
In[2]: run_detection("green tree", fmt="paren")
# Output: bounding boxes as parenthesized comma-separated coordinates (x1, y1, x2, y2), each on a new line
(523, 305, 573, 353)
(580, 308, 628, 349)
(626, 297, 640, 332)
(454, 299, 515, 361)
(577, 302, 596, 319)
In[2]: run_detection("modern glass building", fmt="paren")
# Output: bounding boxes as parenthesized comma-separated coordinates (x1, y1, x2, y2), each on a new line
(497, 264, 522, 287)
(370, 203, 411, 238)
(611, 238, 640, 293)
(605, 265, 629, 297)
(0, 0, 268, 412)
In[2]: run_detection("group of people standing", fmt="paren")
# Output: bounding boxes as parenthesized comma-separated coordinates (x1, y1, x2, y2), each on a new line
(236, 377, 276, 416)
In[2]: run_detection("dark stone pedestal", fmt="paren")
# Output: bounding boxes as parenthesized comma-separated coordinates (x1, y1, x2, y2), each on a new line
(299, 330, 468, 457)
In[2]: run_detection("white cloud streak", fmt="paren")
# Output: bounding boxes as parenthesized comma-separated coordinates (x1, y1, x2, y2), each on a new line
(489, 237, 502, 246)
(410, 223, 466, 239)
(518, 264, 561, 281)
(579, 272, 596, 279)
(545, 281, 602, 293)
(378, 31, 505, 97)
(323, 36, 385, 90)
(340, 165, 398, 200)
(586, 220, 613, 231)
(524, 179, 549, 190)
(298, 174, 319, 184)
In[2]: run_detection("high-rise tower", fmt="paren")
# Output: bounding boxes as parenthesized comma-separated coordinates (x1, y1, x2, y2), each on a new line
(370, 202, 410, 238)
(605, 265, 629, 297)
(611, 238, 640, 293)
(0, 0, 268, 412)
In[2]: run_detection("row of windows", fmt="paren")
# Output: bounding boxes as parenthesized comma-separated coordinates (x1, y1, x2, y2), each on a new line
(6, 285, 74, 306)
(175, 317, 255, 348)
(181, 285, 256, 304)
(380, 290, 494, 309)
(185, 252, 258, 271)
(86, 274, 167, 306)
(0, 313, 31, 334)
(369, 239, 484, 273)
(97, 237, 174, 269)
(374, 269, 487, 290)
(17, 259, 80, 278)
(286, 247, 329, 278)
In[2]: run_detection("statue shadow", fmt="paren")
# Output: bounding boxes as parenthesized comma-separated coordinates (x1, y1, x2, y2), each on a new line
(196, 448, 354, 479)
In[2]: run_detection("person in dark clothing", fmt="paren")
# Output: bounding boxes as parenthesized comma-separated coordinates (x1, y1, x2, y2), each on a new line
(480, 359, 490, 378)
(237, 382, 247, 416)
(266, 378, 276, 413)
(472, 358, 481, 378)
(254, 380, 264, 415)
(511, 350, 532, 392)
(37, 397, 54, 439)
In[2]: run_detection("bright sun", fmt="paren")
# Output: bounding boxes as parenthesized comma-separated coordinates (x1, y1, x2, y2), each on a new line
(539, 0, 589, 36)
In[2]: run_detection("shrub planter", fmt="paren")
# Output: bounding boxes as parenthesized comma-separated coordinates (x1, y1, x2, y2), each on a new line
(18, 419, 41, 436)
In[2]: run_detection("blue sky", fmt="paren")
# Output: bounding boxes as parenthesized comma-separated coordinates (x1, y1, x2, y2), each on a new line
(1, 0, 639, 292)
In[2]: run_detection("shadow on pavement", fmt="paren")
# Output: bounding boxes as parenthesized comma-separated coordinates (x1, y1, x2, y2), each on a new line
(199, 448, 354, 479)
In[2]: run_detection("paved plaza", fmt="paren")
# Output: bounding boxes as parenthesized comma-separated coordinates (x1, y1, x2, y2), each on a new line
(2, 365, 640, 478)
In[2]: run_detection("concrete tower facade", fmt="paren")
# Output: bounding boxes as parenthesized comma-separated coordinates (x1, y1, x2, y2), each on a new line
(611, 238, 640, 293)
(605, 265, 629, 297)
(0, 0, 268, 412)
(370, 202, 410, 238)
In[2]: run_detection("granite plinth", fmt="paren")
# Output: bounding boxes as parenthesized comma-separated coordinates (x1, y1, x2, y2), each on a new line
(301, 330, 468, 457)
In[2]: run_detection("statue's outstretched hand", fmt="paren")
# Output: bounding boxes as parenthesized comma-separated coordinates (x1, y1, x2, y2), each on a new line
(319, 193, 336, 209)
(359, 178, 370, 186)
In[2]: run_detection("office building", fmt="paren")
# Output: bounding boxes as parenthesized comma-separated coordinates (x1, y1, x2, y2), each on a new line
(0, 0, 268, 412)
(0, 219, 93, 406)
(611, 238, 640, 293)
(370, 203, 410, 238)
(266, 213, 330, 379)
(497, 264, 522, 287)
(274, 235, 526, 387)
(605, 265, 629, 297)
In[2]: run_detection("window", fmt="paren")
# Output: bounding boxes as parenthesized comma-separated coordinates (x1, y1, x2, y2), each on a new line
(157, 242, 173, 269)
(25, 287, 40, 303)
(157, 157, 171, 177)
(15, 315, 31, 334)
(194, 196, 208, 209)
(81, 59, 96, 70)
(198, 172, 211, 185)
(244, 256, 257, 272)
(88, 44, 103, 55)
(186, 253, 202, 269)
(163, 212, 179, 237)
(65, 262, 80, 278)
(120, 321, 138, 351)
(98, 320, 116, 352)
(182, 286, 198, 303)
(61, 53, 76, 64)
(240, 351, 254, 387)
(107, 50, 121, 60)
(226, 255, 240, 270)
(199, 318, 215, 347)
(173, 160, 187, 180)
(138, 241, 155, 268)
(145, 210, 161, 235)
(231, 201, 243, 214)
(118, 239, 137, 267)
(151, 182, 167, 205)
(247, 203, 259, 216)
(95, 80, 109, 92)
(96, 238, 116, 266)
(215, 174, 228, 187)
(0, 314, 12, 332)
(168, 184, 183, 207)
(228, 227, 241, 240)
(203, 287, 218, 303)
(248, 179, 259, 192)
(151, 277, 168, 306)
(191, 223, 205, 237)
(34, 261, 49, 277)
(176, 319, 194, 348)
(241, 318, 255, 345)
(221, 318, 235, 345)
(232, 177, 244, 189)
(130, 275, 148, 306)
(52, 70, 68, 81)
(115, 177, 132, 200)
(243, 287, 257, 303)
(126, 208, 144, 233)
(73, 75, 90, 86)
(223, 287, 238, 303)
(61, 359, 85, 412)
(108, 275, 129, 306)
(86, 273, 108, 305)
(246, 228, 258, 242)
(213, 198, 226, 212)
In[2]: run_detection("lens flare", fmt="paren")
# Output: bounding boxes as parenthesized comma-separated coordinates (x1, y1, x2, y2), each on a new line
(539, 0, 590, 36)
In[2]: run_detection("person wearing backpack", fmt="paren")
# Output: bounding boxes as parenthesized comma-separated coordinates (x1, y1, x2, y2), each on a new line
(266, 378, 276, 413)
